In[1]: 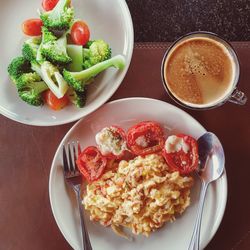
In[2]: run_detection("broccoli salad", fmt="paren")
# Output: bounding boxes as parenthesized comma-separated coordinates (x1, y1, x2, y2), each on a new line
(7, 0, 125, 110)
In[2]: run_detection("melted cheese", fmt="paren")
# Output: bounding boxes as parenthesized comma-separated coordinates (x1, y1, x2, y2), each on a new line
(135, 136, 148, 147)
(95, 127, 127, 156)
(165, 135, 190, 153)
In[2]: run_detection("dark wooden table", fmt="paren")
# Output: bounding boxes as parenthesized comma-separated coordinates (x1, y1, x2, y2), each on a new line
(1, 42, 250, 250)
(126, 0, 250, 42)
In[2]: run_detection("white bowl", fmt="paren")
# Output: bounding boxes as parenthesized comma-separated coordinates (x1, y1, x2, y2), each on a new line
(0, 0, 134, 126)
(49, 97, 227, 250)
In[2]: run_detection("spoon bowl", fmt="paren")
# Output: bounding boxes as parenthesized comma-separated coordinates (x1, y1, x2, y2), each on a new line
(197, 132, 225, 182)
(188, 132, 225, 250)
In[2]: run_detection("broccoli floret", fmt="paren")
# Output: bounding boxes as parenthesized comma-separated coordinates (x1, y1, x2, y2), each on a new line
(34, 27, 72, 65)
(7, 57, 31, 84)
(32, 60, 68, 99)
(40, 0, 74, 31)
(24, 40, 69, 99)
(42, 26, 57, 43)
(16, 72, 42, 88)
(85, 41, 94, 48)
(16, 72, 48, 106)
(22, 37, 42, 62)
(41, 33, 72, 65)
(40, 61, 69, 98)
(63, 55, 125, 92)
(36, 27, 57, 62)
(82, 40, 112, 69)
(67, 87, 87, 108)
(7, 57, 48, 106)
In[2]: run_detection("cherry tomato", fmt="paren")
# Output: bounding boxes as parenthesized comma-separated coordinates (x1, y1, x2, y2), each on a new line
(42, 0, 59, 11)
(162, 134, 199, 174)
(76, 146, 107, 182)
(43, 90, 69, 111)
(127, 121, 165, 156)
(22, 19, 43, 36)
(71, 21, 90, 46)
(95, 126, 127, 159)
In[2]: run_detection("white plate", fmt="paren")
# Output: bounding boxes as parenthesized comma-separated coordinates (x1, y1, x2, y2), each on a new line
(0, 0, 133, 126)
(49, 97, 227, 250)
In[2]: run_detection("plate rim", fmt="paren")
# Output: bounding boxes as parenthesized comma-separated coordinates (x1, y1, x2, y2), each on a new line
(0, 0, 134, 126)
(49, 97, 228, 250)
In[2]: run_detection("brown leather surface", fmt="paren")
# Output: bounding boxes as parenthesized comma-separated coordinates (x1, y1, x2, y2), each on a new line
(0, 42, 250, 250)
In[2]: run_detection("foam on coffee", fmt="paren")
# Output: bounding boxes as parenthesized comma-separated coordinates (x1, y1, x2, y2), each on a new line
(164, 37, 235, 107)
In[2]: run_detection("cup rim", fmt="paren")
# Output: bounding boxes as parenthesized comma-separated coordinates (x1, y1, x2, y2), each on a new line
(161, 31, 241, 110)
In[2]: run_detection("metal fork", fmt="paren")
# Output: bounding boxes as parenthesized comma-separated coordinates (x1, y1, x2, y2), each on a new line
(63, 142, 92, 250)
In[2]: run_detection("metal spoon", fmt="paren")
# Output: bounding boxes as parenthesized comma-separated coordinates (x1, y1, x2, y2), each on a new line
(188, 132, 225, 250)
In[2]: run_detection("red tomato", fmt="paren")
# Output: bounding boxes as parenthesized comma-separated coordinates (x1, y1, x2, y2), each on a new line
(71, 21, 90, 46)
(76, 146, 107, 182)
(127, 121, 165, 156)
(43, 90, 69, 110)
(162, 134, 199, 174)
(42, 0, 59, 11)
(22, 19, 43, 36)
(96, 126, 127, 159)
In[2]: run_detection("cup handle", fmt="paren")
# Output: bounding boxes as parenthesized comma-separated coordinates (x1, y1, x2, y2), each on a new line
(228, 88, 247, 105)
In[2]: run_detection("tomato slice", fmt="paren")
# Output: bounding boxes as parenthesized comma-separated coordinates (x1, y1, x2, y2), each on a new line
(22, 19, 43, 36)
(43, 90, 69, 110)
(71, 21, 90, 46)
(42, 0, 59, 11)
(162, 134, 199, 174)
(127, 121, 165, 156)
(76, 146, 107, 182)
(95, 125, 127, 159)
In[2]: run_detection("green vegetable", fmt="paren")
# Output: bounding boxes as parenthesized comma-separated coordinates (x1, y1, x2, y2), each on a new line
(82, 39, 112, 69)
(42, 26, 57, 43)
(21, 28, 50, 65)
(41, 33, 72, 65)
(40, 0, 74, 31)
(7, 57, 49, 106)
(36, 27, 57, 62)
(16, 72, 41, 88)
(22, 37, 42, 62)
(67, 87, 87, 108)
(66, 44, 83, 72)
(36, 27, 72, 65)
(63, 55, 125, 92)
(31, 61, 43, 77)
(7, 57, 31, 84)
(20, 32, 69, 99)
(41, 61, 69, 98)
(33, 61, 68, 99)
(16, 72, 48, 106)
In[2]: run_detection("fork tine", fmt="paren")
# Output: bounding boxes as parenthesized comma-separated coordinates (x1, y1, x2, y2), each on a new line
(75, 142, 82, 175)
(72, 143, 78, 172)
(68, 143, 75, 172)
(62, 144, 69, 174)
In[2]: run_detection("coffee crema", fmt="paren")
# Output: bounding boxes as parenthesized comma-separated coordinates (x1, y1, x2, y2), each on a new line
(164, 37, 235, 106)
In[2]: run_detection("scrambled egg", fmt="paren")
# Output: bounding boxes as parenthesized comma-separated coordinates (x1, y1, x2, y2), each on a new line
(83, 154, 193, 237)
